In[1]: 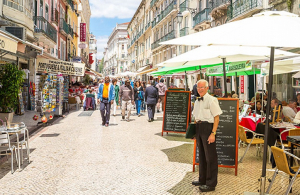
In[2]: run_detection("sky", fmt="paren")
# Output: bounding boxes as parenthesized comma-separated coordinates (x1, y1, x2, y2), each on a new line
(89, 0, 142, 60)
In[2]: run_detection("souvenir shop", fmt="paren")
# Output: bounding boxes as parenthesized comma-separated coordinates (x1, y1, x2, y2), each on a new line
(35, 58, 85, 120)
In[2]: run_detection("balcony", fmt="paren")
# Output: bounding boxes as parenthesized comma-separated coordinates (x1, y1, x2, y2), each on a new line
(179, 0, 189, 12)
(51, 8, 59, 25)
(152, 0, 176, 28)
(145, 22, 151, 31)
(180, 27, 189, 37)
(193, 8, 211, 28)
(68, 24, 74, 39)
(210, 0, 230, 10)
(150, 0, 159, 8)
(227, 0, 262, 21)
(67, 0, 74, 11)
(33, 16, 57, 44)
(210, 0, 230, 20)
(151, 30, 176, 50)
(60, 18, 69, 36)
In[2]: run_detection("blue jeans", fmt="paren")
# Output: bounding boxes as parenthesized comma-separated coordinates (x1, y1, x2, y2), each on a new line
(135, 100, 142, 114)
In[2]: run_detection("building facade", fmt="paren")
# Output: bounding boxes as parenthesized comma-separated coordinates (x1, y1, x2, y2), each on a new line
(103, 22, 129, 76)
(89, 33, 97, 71)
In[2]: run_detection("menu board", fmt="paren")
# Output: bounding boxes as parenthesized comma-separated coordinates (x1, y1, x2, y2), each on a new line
(193, 98, 239, 175)
(162, 90, 191, 135)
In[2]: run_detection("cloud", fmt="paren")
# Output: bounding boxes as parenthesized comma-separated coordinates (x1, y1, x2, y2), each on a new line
(90, 0, 141, 19)
(96, 36, 109, 59)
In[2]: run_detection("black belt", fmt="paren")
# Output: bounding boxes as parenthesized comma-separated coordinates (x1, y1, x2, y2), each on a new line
(196, 121, 209, 124)
(103, 98, 108, 100)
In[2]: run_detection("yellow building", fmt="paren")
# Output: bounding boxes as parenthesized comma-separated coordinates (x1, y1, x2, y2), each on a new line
(66, 0, 79, 60)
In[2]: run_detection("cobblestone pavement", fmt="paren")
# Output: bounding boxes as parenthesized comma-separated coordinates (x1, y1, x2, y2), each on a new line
(0, 108, 299, 194)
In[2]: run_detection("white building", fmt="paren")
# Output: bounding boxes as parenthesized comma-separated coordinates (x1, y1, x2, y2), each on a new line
(89, 33, 97, 71)
(103, 22, 129, 76)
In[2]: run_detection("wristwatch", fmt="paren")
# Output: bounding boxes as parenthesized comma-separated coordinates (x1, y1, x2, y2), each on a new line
(211, 131, 216, 135)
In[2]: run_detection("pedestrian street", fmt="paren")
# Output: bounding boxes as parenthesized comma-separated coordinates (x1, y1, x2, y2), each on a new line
(0, 109, 299, 194)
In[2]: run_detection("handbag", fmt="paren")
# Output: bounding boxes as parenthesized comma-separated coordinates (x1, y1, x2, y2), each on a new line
(138, 91, 144, 100)
(185, 123, 196, 139)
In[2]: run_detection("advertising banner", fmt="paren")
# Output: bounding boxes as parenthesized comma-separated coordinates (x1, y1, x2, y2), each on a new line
(36, 58, 85, 76)
(80, 23, 86, 42)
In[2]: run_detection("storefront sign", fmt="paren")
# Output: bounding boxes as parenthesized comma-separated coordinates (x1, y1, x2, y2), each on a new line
(0, 33, 18, 53)
(241, 76, 244, 94)
(80, 23, 86, 42)
(207, 61, 253, 76)
(36, 58, 85, 76)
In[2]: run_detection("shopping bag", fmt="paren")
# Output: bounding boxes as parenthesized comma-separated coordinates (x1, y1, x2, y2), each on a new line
(185, 123, 196, 139)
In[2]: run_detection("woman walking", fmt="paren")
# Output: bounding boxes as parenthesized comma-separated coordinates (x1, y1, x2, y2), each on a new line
(134, 81, 144, 117)
(112, 79, 119, 116)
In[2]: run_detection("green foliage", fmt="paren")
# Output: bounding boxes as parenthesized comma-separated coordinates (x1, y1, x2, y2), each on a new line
(0, 64, 25, 113)
(98, 58, 104, 73)
(287, 0, 292, 11)
(83, 74, 91, 86)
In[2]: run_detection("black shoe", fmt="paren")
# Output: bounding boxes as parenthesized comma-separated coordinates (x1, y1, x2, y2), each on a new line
(148, 119, 152, 122)
(192, 181, 205, 186)
(122, 115, 125, 120)
(151, 118, 154, 121)
(199, 185, 215, 192)
(102, 122, 105, 126)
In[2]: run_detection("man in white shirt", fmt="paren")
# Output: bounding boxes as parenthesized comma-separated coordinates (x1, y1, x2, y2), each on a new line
(178, 79, 185, 89)
(282, 100, 296, 121)
(192, 79, 223, 192)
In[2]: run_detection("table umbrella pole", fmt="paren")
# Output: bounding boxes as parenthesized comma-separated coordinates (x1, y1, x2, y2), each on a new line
(222, 58, 228, 97)
(260, 46, 275, 195)
(235, 72, 238, 94)
(185, 71, 188, 91)
(199, 66, 202, 79)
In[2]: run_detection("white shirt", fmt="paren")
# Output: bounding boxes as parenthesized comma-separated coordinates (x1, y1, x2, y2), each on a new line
(293, 111, 300, 123)
(282, 106, 296, 120)
(192, 93, 223, 123)
(178, 83, 185, 88)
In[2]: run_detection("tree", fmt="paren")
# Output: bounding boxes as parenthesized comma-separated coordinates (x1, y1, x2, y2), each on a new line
(98, 58, 104, 73)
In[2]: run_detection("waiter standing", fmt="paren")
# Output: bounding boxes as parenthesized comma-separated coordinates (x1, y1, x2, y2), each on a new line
(192, 79, 222, 192)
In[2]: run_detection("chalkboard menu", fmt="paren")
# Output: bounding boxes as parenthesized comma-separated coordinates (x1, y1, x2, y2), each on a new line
(162, 90, 191, 135)
(193, 98, 239, 176)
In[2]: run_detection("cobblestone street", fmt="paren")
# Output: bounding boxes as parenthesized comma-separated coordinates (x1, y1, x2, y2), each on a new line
(0, 109, 299, 194)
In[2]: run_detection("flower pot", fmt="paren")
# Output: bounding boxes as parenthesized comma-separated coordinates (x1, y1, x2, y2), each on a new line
(0, 112, 14, 124)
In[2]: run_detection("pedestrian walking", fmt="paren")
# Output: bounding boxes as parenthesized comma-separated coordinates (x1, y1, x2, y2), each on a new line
(134, 81, 144, 117)
(192, 79, 222, 192)
(119, 79, 134, 122)
(156, 78, 167, 113)
(112, 79, 119, 116)
(97, 76, 115, 127)
(141, 82, 147, 112)
(145, 81, 158, 122)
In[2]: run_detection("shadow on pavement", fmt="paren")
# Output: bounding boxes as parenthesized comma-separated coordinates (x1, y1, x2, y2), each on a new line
(167, 171, 199, 195)
(161, 143, 194, 164)
(155, 132, 194, 143)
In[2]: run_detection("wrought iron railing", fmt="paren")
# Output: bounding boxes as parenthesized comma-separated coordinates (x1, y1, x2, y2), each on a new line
(151, 30, 176, 50)
(60, 18, 69, 35)
(33, 16, 57, 43)
(68, 24, 74, 38)
(150, 0, 159, 8)
(67, 0, 74, 11)
(227, 0, 262, 21)
(180, 0, 189, 12)
(152, 0, 176, 28)
(145, 22, 151, 31)
(210, 0, 230, 10)
(51, 8, 59, 25)
(180, 27, 189, 37)
(193, 8, 211, 27)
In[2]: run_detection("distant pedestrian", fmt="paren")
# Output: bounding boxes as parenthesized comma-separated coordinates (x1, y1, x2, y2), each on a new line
(178, 79, 185, 89)
(134, 81, 144, 117)
(156, 78, 167, 113)
(145, 81, 158, 122)
(112, 79, 119, 116)
(97, 76, 115, 127)
(119, 79, 135, 122)
(141, 82, 147, 112)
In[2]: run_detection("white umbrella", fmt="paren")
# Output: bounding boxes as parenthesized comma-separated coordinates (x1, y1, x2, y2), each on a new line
(160, 11, 300, 194)
(157, 45, 297, 67)
(160, 11, 300, 47)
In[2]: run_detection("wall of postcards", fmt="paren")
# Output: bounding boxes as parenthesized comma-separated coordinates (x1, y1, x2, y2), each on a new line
(41, 74, 57, 113)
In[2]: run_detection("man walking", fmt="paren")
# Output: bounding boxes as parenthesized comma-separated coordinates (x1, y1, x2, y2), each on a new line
(156, 78, 167, 113)
(145, 81, 158, 122)
(119, 79, 134, 122)
(97, 76, 115, 127)
(192, 79, 222, 192)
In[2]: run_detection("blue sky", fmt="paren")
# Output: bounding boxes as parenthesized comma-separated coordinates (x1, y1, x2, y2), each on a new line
(89, 0, 141, 59)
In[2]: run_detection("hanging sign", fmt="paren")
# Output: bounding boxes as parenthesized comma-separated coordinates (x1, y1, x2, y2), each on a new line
(36, 58, 85, 76)
(80, 23, 86, 42)
(241, 76, 244, 94)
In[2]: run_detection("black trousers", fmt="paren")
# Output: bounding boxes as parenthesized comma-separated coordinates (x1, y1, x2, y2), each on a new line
(196, 122, 218, 187)
(100, 99, 111, 125)
(147, 104, 155, 119)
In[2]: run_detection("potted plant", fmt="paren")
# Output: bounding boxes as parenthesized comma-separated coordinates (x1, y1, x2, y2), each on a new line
(0, 63, 24, 123)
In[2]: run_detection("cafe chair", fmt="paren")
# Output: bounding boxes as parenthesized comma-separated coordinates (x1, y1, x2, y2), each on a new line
(238, 125, 265, 163)
(11, 127, 30, 165)
(0, 132, 19, 173)
(68, 97, 79, 110)
(278, 128, 300, 150)
(266, 146, 300, 195)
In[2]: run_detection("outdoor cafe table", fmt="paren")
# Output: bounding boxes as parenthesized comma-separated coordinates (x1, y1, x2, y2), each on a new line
(239, 116, 263, 131)
(0, 125, 29, 170)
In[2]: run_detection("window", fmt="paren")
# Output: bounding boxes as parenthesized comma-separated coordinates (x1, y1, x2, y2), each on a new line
(122, 45, 124, 50)
(24, 0, 33, 18)
(45, 4, 49, 21)
(40, 0, 43, 16)
(3, 0, 24, 12)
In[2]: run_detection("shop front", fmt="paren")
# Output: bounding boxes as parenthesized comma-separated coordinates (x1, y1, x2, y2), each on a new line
(35, 58, 85, 116)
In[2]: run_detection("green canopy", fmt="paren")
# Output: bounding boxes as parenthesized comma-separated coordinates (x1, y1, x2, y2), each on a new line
(207, 69, 261, 76)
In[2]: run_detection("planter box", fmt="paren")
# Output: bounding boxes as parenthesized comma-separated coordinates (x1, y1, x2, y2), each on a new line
(0, 112, 14, 124)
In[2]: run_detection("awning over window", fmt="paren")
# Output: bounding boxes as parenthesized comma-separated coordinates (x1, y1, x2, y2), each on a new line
(137, 68, 158, 75)
(86, 68, 103, 77)
(137, 65, 150, 72)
